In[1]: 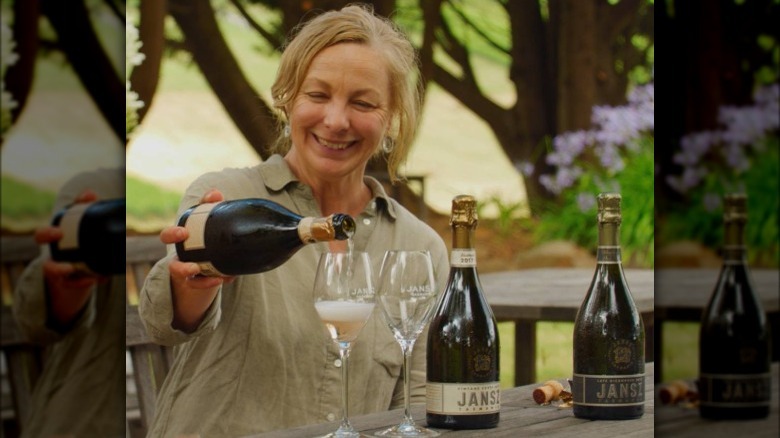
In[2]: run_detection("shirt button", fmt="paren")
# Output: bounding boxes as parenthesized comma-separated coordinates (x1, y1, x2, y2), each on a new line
(334, 359, 342, 368)
(327, 413, 336, 421)
(363, 218, 371, 225)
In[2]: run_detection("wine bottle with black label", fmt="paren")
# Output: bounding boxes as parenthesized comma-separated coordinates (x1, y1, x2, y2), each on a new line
(572, 193, 645, 420)
(426, 194, 500, 429)
(50, 198, 126, 276)
(699, 193, 771, 420)
(175, 198, 355, 276)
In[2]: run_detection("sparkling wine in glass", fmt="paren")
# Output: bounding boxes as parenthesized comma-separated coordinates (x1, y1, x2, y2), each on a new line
(374, 250, 440, 437)
(314, 251, 376, 438)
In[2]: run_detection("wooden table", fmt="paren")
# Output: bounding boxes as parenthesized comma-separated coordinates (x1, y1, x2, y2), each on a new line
(479, 268, 655, 385)
(248, 363, 655, 437)
(655, 363, 779, 437)
(654, 268, 780, 382)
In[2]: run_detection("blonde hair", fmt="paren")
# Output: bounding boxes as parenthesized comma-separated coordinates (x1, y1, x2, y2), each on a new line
(271, 3, 421, 183)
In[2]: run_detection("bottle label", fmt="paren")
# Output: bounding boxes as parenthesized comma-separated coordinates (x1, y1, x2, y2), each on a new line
(451, 249, 476, 267)
(571, 373, 645, 406)
(182, 202, 220, 251)
(58, 203, 91, 250)
(426, 382, 500, 415)
(699, 373, 772, 407)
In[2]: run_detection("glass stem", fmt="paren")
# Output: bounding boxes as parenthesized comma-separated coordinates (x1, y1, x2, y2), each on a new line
(400, 339, 416, 426)
(338, 343, 353, 431)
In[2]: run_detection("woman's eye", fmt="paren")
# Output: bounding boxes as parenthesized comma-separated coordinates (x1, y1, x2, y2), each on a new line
(354, 101, 375, 109)
(306, 92, 327, 101)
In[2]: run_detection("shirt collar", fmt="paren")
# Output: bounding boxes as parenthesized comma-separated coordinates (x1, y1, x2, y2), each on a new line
(261, 154, 397, 220)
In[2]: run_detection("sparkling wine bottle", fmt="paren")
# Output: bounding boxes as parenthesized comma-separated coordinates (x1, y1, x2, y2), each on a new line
(698, 193, 771, 420)
(572, 193, 645, 420)
(426, 195, 500, 430)
(175, 198, 355, 276)
(50, 198, 126, 276)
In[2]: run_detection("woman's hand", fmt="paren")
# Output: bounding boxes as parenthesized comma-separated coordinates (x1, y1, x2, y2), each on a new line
(164, 189, 235, 332)
(38, 190, 102, 330)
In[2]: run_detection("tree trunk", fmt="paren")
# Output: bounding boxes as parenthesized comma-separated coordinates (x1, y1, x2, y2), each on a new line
(556, 0, 597, 132)
(40, 0, 125, 144)
(505, 0, 555, 201)
(130, 0, 167, 125)
(168, 0, 278, 159)
(5, 0, 39, 127)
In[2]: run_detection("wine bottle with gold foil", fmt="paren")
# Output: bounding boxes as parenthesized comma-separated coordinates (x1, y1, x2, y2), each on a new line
(698, 193, 771, 419)
(426, 195, 500, 429)
(572, 193, 645, 420)
(175, 198, 355, 276)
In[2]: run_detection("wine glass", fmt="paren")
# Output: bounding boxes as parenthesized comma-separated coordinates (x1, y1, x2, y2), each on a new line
(374, 250, 440, 437)
(314, 251, 376, 438)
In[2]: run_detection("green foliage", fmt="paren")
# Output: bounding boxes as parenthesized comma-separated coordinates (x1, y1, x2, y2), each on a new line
(535, 136, 655, 268)
(126, 176, 182, 220)
(0, 175, 56, 218)
(479, 195, 528, 237)
(660, 136, 779, 267)
(499, 321, 576, 389)
(662, 322, 699, 381)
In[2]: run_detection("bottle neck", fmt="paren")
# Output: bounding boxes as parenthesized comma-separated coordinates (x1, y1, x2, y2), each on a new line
(596, 221, 622, 264)
(722, 221, 747, 264)
(450, 224, 477, 268)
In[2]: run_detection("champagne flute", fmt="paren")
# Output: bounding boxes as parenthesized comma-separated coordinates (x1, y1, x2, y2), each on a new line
(314, 251, 376, 438)
(374, 250, 440, 437)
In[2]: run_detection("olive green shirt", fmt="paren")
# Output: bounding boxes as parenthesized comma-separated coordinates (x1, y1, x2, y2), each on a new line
(140, 155, 449, 437)
(12, 168, 126, 438)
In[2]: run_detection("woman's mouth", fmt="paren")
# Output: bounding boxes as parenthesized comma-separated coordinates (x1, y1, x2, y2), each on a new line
(315, 134, 354, 150)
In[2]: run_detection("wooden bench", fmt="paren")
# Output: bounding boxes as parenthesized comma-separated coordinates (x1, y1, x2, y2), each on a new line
(0, 235, 43, 438)
(0, 235, 171, 438)
(125, 235, 170, 438)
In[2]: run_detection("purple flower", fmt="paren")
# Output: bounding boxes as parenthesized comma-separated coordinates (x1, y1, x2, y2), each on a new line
(516, 160, 534, 177)
(702, 193, 721, 212)
(595, 144, 625, 173)
(576, 192, 596, 213)
(722, 143, 750, 173)
(674, 131, 717, 166)
(549, 131, 590, 166)
(665, 166, 708, 194)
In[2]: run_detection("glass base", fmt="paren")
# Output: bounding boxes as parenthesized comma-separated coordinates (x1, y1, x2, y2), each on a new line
(319, 427, 362, 438)
(373, 422, 440, 437)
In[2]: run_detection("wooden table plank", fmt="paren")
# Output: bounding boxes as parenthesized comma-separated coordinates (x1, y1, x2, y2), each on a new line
(479, 268, 654, 385)
(655, 362, 779, 438)
(247, 363, 655, 437)
(654, 268, 779, 320)
(654, 268, 779, 382)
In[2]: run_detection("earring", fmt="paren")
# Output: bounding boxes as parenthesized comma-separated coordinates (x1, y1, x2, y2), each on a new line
(283, 123, 291, 138)
(382, 137, 394, 154)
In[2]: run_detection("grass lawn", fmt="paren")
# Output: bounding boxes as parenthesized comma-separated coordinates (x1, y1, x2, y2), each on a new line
(499, 320, 700, 388)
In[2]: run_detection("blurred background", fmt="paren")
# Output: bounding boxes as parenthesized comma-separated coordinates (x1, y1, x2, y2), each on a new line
(0, 0, 777, 434)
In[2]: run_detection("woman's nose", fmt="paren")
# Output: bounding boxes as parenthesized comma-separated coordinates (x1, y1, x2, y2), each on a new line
(323, 102, 349, 131)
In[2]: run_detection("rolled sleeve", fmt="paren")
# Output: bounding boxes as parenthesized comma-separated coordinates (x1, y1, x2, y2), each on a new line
(138, 253, 222, 346)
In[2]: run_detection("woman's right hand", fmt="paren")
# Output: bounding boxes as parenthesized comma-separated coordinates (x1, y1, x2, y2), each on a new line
(163, 189, 235, 332)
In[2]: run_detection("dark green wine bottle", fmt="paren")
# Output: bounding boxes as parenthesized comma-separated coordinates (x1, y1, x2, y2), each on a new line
(426, 195, 500, 429)
(698, 193, 771, 420)
(50, 198, 126, 276)
(175, 198, 355, 276)
(572, 193, 645, 420)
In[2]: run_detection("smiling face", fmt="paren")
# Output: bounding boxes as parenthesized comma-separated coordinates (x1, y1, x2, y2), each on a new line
(286, 42, 391, 183)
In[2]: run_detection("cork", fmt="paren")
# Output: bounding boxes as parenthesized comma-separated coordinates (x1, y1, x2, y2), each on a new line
(533, 380, 565, 404)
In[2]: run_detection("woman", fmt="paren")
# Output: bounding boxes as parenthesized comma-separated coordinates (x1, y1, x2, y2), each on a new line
(13, 168, 125, 437)
(139, 4, 449, 436)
